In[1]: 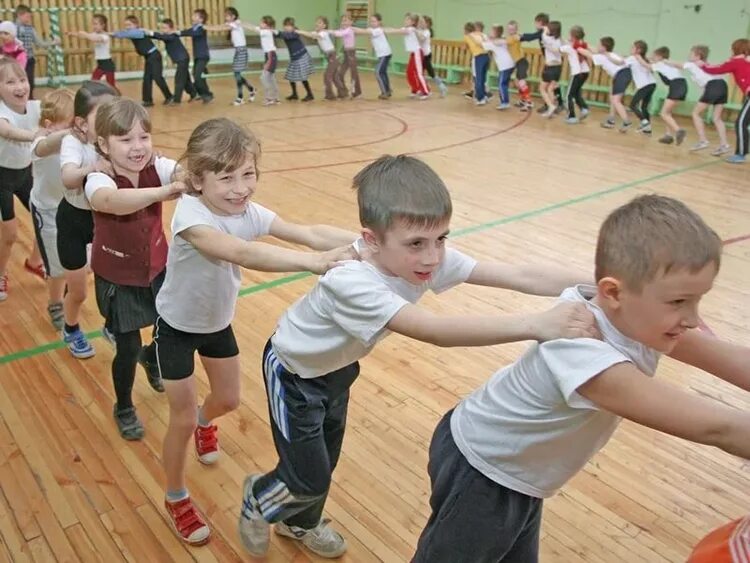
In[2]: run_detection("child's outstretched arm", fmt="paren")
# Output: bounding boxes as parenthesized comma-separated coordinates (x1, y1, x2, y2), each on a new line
(33, 129, 71, 158)
(0, 119, 40, 143)
(268, 217, 357, 250)
(466, 261, 592, 296)
(669, 329, 750, 391)
(295, 29, 317, 39)
(577, 361, 750, 460)
(66, 31, 107, 43)
(86, 178, 187, 215)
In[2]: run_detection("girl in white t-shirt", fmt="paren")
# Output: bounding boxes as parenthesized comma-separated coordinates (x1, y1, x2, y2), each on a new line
(297, 16, 347, 100)
(353, 13, 393, 99)
(539, 22, 563, 118)
(207, 8, 256, 106)
(626, 40, 657, 133)
(153, 118, 355, 545)
(30, 89, 74, 330)
(484, 25, 516, 109)
(0, 58, 45, 302)
(243, 16, 279, 105)
(66, 14, 116, 90)
(418, 16, 448, 97)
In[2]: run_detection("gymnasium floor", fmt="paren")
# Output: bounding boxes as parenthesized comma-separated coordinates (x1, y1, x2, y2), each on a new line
(0, 73, 748, 562)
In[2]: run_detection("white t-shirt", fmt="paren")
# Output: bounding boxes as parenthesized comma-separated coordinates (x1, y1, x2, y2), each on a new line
(370, 27, 392, 57)
(652, 61, 682, 82)
(592, 52, 625, 77)
(625, 56, 656, 89)
(59, 134, 96, 210)
(84, 156, 176, 205)
(93, 34, 111, 60)
(30, 137, 64, 210)
(155, 194, 277, 333)
(417, 28, 431, 56)
(483, 40, 515, 71)
(229, 21, 246, 48)
(542, 35, 562, 65)
(402, 26, 421, 53)
(451, 285, 660, 499)
(254, 28, 276, 52)
(315, 30, 334, 53)
(271, 244, 477, 378)
(683, 61, 716, 88)
(561, 44, 589, 75)
(0, 100, 41, 169)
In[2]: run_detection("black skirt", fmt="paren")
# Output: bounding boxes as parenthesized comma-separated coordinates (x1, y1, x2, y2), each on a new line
(95, 270, 165, 333)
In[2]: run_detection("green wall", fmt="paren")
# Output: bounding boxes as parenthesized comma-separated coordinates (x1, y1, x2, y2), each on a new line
(232, 0, 337, 29)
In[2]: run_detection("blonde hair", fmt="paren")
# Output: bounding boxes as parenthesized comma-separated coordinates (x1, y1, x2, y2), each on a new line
(0, 58, 26, 82)
(354, 155, 452, 233)
(595, 194, 721, 291)
(94, 98, 151, 155)
(40, 88, 75, 125)
(178, 118, 261, 192)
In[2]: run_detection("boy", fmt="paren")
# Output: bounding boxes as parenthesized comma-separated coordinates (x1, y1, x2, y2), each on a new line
(147, 19, 196, 104)
(180, 9, 213, 103)
(15, 4, 59, 99)
(412, 194, 750, 563)
(111, 15, 172, 107)
(520, 12, 564, 114)
(238, 155, 598, 559)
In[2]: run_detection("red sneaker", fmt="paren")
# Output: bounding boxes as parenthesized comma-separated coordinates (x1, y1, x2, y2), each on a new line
(164, 497, 210, 545)
(24, 259, 47, 280)
(194, 424, 219, 464)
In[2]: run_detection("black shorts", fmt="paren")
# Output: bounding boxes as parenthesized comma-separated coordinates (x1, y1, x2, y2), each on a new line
(611, 67, 632, 96)
(513, 57, 529, 80)
(0, 165, 31, 221)
(154, 316, 239, 380)
(56, 198, 93, 271)
(541, 64, 562, 83)
(666, 77, 688, 101)
(96, 58, 115, 73)
(94, 270, 165, 334)
(700, 79, 728, 105)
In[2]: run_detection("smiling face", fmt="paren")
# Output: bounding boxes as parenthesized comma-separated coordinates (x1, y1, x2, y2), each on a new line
(0, 31, 14, 46)
(193, 153, 257, 216)
(98, 119, 152, 176)
(0, 67, 29, 112)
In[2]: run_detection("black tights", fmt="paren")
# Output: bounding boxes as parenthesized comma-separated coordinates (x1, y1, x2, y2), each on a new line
(111, 330, 155, 410)
(630, 83, 656, 123)
(290, 80, 313, 97)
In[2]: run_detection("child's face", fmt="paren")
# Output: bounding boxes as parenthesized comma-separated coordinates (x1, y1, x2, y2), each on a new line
(0, 70, 30, 110)
(192, 12, 203, 25)
(18, 12, 33, 25)
(534, 19, 544, 30)
(630, 43, 639, 55)
(0, 32, 13, 45)
(195, 153, 257, 216)
(260, 21, 269, 29)
(507, 23, 517, 35)
(652, 52, 663, 62)
(284, 24, 294, 32)
(98, 120, 153, 175)
(688, 49, 700, 62)
(123, 20, 136, 30)
(369, 16, 380, 28)
(92, 18, 104, 33)
(160, 23, 174, 34)
(316, 19, 326, 31)
(364, 219, 450, 286)
(224, 12, 234, 24)
(601, 263, 717, 354)
(341, 16, 352, 27)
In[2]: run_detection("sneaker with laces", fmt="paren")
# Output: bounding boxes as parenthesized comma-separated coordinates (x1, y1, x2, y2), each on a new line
(543, 106, 556, 118)
(438, 83, 448, 97)
(565, 117, 579, 124)
(275, 518, 347, 558)
(690, 140, 710, 152)
(553, 104, 565, 115)
(536, 104, 548, 114)
(475, 97, 487, 106)
(238, 474, 270, 557)
(658, 134, 675, 144)
(675, 128, 687, 146)
(580, 109, 590, 120)
(726, 154, 746, 164)
(712, 144, 731, 157)
(0, 274, 7, 301)
(302, 94, 315, 102)
(619, 121, 632, 133)
(113, 404, 144, 440)
(47, 302, 64, 330)
(248, 89, 256, 102)
(600, 119, 615, 129)
(233, 98, 245, 106)
(195, 423, 219, 464)
(496, 103, 510, 110)
(138, 345, 164, 392)
(24, 259, 47, 280)
(62, 327, 95, 359)
(165, 496, 211, 545)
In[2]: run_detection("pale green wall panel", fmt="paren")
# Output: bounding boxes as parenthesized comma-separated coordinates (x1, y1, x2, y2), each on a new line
(232, 0, 338, 29)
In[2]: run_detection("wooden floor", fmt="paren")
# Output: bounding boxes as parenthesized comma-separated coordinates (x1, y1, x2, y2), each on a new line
(1, 74, 749, 562)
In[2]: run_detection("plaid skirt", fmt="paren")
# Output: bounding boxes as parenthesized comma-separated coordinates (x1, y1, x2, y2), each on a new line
(232, 47, 249, 72)
(94, 270, 165, 333)
(285, 52, 314, 81)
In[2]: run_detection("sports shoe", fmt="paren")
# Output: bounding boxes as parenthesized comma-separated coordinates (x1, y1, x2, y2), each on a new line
(463, 90, 474, 99)
(514, 100, 525, 108)
(675, 128, 687, 146)
(619, 121, 632, 133)
(600, 119, 615, 129)
(690, 140, 710, 152)
(302, 94, 315, 102)
(62, 327, 95, 359)
(141, 101, 154, 108)
(496, 103, 510, 110)
(418, 94, 430, 101)
(248, 89, 256, 102)
(475, 97, 487, 106)
(640, 124, 652, 134)
(543, 106, 556, 118)
(726, 154, 746, 164)
(658, 134, 675, 144)
(47, 302, 64, 330)
(438, 83, 448, 97)
(138, 346, 164, 392)
(238, 475, 270, 557)
(233, 97, 245, 106)
(163, 97, 176, 106)
(165, 496, 210, 545)
(0, 274, 7, 301)
(195, 423, 219, 464)
(377, 94, 389, 100)
(263, 99, 278, 106)
(565, 117, 580, 124)
(553, 104, 565, 115)
(711, 144, 731, 157)
(536, 104, 549, 114)
(286, 93, 299, 101)
(580, 109, 590, 121)
(275, 519, 347, 558)
(637, 119, 650, 131)
(113, 404, 144, 441)
(202, 95, 214, 104)
(24, 259, 46, 280)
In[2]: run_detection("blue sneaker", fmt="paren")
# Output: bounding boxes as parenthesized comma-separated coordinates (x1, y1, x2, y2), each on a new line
(62, 328, 95, 359)
(726, 154, 746, 164)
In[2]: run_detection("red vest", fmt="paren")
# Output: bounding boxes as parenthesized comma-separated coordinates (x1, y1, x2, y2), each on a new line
(91, 163, 167, 287)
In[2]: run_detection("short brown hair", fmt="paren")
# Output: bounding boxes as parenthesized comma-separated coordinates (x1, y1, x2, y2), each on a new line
(570, 25, 584, 40)
(317, 16, 329, 28)
(40, 88, 75, 125)
(93, 14, 108, 30)
(474, 21, 484, 31)
(283, 17, 295, 27)
(654, 46, 670, 59)
(595, 195, 721, 291)
(534, 13, 550, 24)
(491, 24, 504, 39)
(354, 155, 452, 233)
(194, 9, 208, 23)
(633, 40, 648, 56)
(125, 15, 139, 26)
(600, 36, 615, 52)
(731, 38, 749, 56)
(15, 4, 31, 17)
(261, 15, 275, 28)
(95, 98, 152, 155)
(691, 44, 709, 60)
(464, 21, 476, 33)
(547, 21, 561, 39)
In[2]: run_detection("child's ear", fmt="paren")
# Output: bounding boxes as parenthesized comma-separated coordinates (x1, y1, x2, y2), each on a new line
(597, 276, 624, 310)
(96, 136, 109, 156)
(361, 228, 380, 252)
(43, 118, 53, 129)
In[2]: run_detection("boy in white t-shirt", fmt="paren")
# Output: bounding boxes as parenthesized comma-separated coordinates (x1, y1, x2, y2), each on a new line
(238, 155, 599, 559)
(412, 194, 750, 563)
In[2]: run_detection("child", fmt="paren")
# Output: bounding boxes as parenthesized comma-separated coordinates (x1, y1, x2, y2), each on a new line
(0, 22, 28, 70)
(206, 8, 256, 106)
(154, 118, 356, 545)
(418, 16, 448, 98)
(332, 13, 359, 99)
(277, 17, 315, 102)
(412, 194, 750, 563)
(58, 80, 117, 358)
(66, 14, 117, 90)
(520, 13, 564, 114)
(0, 59, 46, 302)
(388, 13, 430, 99)
(699, 38, 750, 164)
(352, 14, 392, 99)
(30, 89, 74, 329)
(483, 25, 515, 110)
(147, 19, 196, 104)
(15, 5, 59, 98)
(505, 21, 532, 110)
(688, 515, 750, 562)
(237, 154, 598, 559)
(84, 98, 185, 439)
(683, 45, 730, 155)
(298, 17, 346, 101)
(464, 22, 489, 105)
(646, 46, 689, 145)
(561, 25, 590, 124)
(180, 9, 213, 104)
(583, 37, 631, 131)
(243, 17, 279, 106)
(539, 21, 563, 118)
(626, 40, 657, 133)
(111, 15, 172, 107)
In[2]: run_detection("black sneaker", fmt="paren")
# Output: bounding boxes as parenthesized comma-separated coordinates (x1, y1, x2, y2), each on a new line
(286, 94, 299, 101)
(141, 101, 154, 108)
(202, 95, 214, 104)
(163, 97, 175, 105)
(301, 94, 314, 102)
(138, 345, 164, 393)
(188, 94, 199, 103)
(113, 405, 144, 441)
(553, 105, 565, 115)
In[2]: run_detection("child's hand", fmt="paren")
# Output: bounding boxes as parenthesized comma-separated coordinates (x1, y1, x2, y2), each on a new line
(311, 245, 358, 274)
(33, 127, 50, 139)
(535, 302, 600, 341)
(163, 181, 189, 200)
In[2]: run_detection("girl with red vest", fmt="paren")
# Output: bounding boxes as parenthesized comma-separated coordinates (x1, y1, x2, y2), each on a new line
(84, 98, 187, 440)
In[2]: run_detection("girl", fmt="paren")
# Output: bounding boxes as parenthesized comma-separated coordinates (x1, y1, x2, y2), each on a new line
(627, 40, 657, 134)
(298, 17, 346, 101)
(648, 46, 688, 145)
(66, 14, 116, 89)
(505, 21, 533, 111)
(539, 21, 562, 118)
(154, 118, 356, 545)
(207, 8, 256, 106)
(483, 25, 515, 110)
(387, 14, 430, 99)
(30, 89, 74, 329)
(418, 16, 448, 98)
(278, 17, 315, 102)
(243, 16, 279, 106)
(581, 37, 631, 131)
(59, 80, 117, 358)
(0, 22, 27, 69)
(353, 14, 393, 99)
(0, 59, 45, 302)
(332, 13, 359, 99)
(84, 98, 185, 439)
(699, 38, 750, 164)
(561, 25, 590, 124)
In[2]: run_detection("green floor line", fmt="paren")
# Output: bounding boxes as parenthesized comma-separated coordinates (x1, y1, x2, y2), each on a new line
(0, 159, 719, 366)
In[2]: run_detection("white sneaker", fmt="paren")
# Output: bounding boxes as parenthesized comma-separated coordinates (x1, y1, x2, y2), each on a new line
(690, 140, 710, 152)
(543, 106, 556, 118)
(580, 109, 590, 121)
(248, 90, 256, 103)
(275, 518, 347, 558)
(233, 98, 245, 106)
(711, 144, 731, 157)
(475, 97, 487, 106)
(238, 475, 270, 557)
